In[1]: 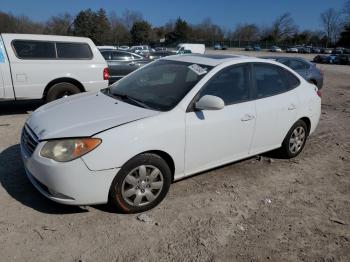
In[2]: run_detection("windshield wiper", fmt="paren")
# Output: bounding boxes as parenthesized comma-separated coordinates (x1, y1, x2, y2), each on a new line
(111, 92, 153, 110)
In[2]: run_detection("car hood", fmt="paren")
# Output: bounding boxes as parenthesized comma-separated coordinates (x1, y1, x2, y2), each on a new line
(26, 91, 160, 140)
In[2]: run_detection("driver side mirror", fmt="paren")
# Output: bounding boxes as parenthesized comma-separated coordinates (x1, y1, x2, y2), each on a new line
(195, 95, 225, 111)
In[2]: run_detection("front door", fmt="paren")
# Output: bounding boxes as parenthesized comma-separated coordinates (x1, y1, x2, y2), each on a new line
(185, 64, 256, 175)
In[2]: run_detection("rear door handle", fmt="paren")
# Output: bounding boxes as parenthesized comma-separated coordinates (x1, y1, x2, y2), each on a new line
(241, 114, 255, 122)
(288, 104, 296, 110)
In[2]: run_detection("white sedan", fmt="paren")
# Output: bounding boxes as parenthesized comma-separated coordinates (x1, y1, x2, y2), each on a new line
(20, 54, 321, 213)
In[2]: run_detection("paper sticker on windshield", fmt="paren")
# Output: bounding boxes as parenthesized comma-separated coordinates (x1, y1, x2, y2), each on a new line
(188, 64, 207, 75)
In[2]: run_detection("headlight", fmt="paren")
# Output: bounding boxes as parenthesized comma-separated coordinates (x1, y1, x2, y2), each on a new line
(40, 138, 101, 162)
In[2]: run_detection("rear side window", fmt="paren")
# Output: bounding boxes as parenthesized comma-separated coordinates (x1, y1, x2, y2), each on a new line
(12, 40, 56, 59)
(283, 69, 300, 89)
(111, 51, 132, 60)
(56, 42, 92, 59)
(254, 63, 293, 98)
(287, 59, 309, 70)
(199, 64, 251, 105)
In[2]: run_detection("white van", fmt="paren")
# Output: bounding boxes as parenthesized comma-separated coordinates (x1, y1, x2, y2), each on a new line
(0, 34, 109, 102)
(176, 43, 205, 54)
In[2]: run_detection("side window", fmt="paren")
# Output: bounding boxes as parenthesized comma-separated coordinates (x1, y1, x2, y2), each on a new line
(288, 59, 309, 70)
(56, 42, 92, 59)
(12, 40, 56, 59)
(199, 64, 251, 105)
(111, 51, 131, 60)
(101, 51, 111, 60)
(254, 63, 291, 98)
(283, 69, 300, 89)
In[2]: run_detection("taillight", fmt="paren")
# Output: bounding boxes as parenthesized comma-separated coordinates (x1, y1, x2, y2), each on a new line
(316, 90, 322, 98)
(103, 67, 109, 80)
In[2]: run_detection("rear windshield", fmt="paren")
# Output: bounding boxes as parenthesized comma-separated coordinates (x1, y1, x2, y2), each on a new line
(12, 40, 93, 60)
(107, 60, 213, 111)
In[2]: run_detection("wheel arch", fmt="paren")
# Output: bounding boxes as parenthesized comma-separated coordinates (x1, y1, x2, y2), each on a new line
(43, 77, 85, 99)
(140, 150, 176, 182)
(299, 117, 311, 135)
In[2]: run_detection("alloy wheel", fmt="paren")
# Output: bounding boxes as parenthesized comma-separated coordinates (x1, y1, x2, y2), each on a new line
(289, 126, 306, 154)
(121, 165, 164, 207)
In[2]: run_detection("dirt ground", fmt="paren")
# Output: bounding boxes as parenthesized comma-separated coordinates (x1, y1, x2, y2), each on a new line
(0, 49, 349, 262)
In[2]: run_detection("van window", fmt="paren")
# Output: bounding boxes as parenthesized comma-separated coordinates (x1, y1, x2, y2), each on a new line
(12, 40, 56, 59)
(56, 42, 92, 59)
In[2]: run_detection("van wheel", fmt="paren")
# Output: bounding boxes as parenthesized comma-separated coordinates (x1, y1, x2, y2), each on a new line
(109, 153, 171, 214)
(278, 120, 308, 159)
(46, 82, 81, 103)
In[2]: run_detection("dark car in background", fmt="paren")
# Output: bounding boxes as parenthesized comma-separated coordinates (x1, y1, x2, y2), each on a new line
(313, 54, 337, 64)
(100, 50, 149, 84)
(335, 54, 350, 65)
(213, 44, 228, 50)
(332, 47, 345, 54)
(298, 46, 311, 54)
(262, 56, 324, 89)
(311, 47, 321, 53)
(244, 45, 261, 51)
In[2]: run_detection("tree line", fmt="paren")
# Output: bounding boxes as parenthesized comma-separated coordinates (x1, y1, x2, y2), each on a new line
(0, 1, 349, 47)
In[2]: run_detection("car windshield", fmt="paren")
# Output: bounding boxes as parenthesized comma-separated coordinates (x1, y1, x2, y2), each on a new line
(106, 60, 213, 111)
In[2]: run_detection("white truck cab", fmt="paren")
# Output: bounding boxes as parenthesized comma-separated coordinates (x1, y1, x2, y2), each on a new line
(0, 34, 109, 102)
(176, 43, 205, 54)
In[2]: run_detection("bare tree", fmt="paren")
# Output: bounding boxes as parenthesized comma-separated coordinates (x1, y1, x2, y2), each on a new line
(121, 9, 143, 31)
(320, 8, 342, 46)
(270, 13, 298, 41)
(44, 13, 73, 35)
(232, 23, 260, 41)
(344, 0, 350, 23)
(109, 11, 131, 44)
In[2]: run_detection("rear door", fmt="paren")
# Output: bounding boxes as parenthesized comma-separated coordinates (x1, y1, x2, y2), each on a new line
(249, 63, 300, 155)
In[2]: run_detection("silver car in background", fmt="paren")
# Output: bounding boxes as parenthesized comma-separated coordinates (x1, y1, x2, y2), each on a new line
(262, 56, 324, 89)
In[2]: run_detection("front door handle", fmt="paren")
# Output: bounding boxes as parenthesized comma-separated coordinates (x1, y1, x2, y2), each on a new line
(288, 104, 296, 110)
(241, 114, 255, 122)
(129, 62, 135, 66)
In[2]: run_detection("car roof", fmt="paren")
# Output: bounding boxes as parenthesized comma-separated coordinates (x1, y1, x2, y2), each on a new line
(261, 56, 309, 61)
(163, 54, 253, 66)
(1, 33, 92, 43)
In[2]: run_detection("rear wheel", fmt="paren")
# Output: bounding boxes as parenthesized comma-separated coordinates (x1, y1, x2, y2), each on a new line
(46, 82, 81, 103)
(109, 153, 171, 213)
(278, 120, 308, 158)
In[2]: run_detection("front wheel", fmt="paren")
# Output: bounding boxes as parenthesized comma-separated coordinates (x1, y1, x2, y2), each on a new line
(109, 153, 171, 213)
(278, 120, 308, 159)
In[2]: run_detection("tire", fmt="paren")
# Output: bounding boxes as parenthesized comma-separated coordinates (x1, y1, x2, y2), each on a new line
(46, 82, 81, 103)
(278, 120, 308, 159)
(109, 153, 172, 214)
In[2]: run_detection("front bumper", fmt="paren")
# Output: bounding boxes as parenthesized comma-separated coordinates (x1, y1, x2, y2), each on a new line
(20, 140, 119, 205)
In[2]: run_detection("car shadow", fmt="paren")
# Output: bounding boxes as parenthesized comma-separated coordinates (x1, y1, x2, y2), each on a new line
(0, 100, 43, 116)
(0, 144, 87, 214)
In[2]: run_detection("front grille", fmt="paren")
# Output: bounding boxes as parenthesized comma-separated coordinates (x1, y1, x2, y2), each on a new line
(21, 126, 39, 156)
